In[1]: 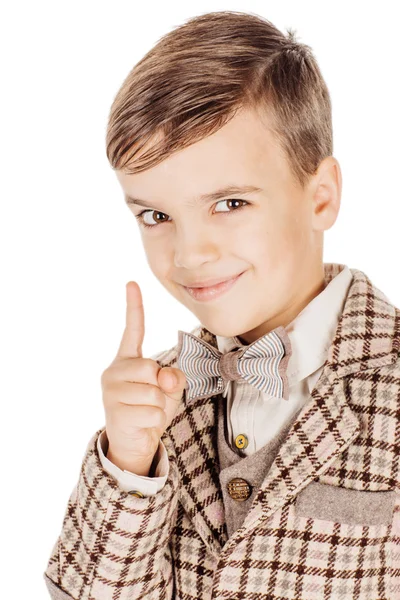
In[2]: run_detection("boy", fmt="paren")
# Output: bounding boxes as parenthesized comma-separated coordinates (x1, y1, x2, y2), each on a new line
(44, 10, 400, 600)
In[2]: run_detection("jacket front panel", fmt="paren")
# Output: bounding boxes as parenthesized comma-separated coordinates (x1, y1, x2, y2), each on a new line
(166, 368, 400, 599)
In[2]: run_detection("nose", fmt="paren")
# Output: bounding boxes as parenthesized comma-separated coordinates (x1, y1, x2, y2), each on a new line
(173, 226, 221, 269)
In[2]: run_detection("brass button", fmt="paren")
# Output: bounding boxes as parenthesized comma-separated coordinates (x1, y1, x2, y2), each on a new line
(227, 478, 252, 501)
(235, 433, 248, 450)
(128, 490, 144, 498)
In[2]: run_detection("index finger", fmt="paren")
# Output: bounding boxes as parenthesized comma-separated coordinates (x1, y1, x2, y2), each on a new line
(116, 281, 144, 359)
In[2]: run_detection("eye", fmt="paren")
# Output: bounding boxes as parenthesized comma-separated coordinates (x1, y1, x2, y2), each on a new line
(135, 199, 249, 229)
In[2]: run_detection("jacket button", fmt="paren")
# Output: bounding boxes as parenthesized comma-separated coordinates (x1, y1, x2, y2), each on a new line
(235, 433, 248, 449)
(128, 490, 144, 498)
(227, 478, 252, 501)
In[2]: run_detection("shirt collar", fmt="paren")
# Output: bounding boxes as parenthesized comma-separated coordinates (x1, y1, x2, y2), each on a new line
(215, 263, 354, 395)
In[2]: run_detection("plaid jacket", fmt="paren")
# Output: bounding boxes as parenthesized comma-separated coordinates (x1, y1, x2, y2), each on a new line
(44, 264, 400, 599)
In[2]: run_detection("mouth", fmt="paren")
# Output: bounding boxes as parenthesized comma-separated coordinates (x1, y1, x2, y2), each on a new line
(183, 271, 246, 302)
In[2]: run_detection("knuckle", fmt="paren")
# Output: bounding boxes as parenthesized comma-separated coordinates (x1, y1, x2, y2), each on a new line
(152, 405, 166, 427)
(142, 358, 159, 380)
(140, 405, 163, 428)
(101, 362, 119, 386)
(147, 385, 165, 407)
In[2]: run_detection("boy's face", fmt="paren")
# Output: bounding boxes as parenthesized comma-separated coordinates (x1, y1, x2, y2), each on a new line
(116, 106, 341, 343)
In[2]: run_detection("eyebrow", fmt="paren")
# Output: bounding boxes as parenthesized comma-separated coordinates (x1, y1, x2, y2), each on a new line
(124, 184, 263, 209)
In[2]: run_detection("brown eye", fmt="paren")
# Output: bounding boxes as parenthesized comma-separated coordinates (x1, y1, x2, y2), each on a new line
(135, 210, 172, 228)
(214, 199, 247, 212)
(151, 211, 169, 224)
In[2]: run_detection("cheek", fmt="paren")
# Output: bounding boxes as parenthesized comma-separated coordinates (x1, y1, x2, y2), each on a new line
(235, 218, 288, 260)
(143, 242, 169, 277)
(151, 258, 169, 279)
(269, 210, 308, 252)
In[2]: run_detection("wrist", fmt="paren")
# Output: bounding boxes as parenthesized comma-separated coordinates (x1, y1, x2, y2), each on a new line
(106, 448, 155, 476)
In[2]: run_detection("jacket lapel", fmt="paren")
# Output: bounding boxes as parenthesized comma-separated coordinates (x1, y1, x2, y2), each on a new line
(162, 263, 400, 557)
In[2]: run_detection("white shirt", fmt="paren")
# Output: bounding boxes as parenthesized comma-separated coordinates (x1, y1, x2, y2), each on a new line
(98, 264, 353, 495)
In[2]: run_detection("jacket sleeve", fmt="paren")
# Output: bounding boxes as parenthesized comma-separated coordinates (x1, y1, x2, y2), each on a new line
(43, 426, 179, 600)
(97, 429, 169, 495)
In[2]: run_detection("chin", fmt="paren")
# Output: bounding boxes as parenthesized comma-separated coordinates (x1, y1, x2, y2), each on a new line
(201, 322, 248, 339)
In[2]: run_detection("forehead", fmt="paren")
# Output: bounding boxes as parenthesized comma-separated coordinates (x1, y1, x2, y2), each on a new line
(116, 106, 288, 203)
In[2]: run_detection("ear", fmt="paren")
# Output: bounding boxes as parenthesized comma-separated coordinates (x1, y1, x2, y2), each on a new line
(311, 156, 342, 233)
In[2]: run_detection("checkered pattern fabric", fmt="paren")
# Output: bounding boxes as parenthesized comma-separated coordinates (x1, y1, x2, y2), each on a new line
(44, 263, 400, 599)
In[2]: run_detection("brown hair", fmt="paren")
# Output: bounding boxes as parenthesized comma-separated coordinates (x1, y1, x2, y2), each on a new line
(105, 10, 332, 189)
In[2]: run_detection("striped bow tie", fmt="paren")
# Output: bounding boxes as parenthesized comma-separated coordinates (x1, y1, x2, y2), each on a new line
(176, 325, 292, 403)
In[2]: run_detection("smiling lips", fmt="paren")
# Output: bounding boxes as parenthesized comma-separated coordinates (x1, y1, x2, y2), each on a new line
(184, 271, 245, 301)
(184, 271, 245, 288)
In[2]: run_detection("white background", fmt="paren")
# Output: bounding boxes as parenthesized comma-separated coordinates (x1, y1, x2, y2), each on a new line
(1, 1, 399, 597)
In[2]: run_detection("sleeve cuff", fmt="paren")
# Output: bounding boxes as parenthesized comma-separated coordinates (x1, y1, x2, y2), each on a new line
(97, 429, 169, 495)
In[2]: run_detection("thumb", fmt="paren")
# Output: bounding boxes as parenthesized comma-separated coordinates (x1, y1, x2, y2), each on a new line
(158, 366, 187, 402)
